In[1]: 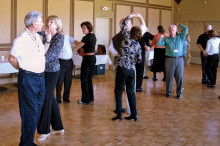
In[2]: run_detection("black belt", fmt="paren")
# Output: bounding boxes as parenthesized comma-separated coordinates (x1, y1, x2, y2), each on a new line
(166, 56, 182, 58)
(59, 59, 72, 62)
(19, 68, 44, 77)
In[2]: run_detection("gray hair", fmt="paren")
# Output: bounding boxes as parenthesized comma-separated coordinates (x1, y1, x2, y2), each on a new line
(24, 11, 42, 28)
(169, 25, 177, 30)
(205, 24, 212, 30)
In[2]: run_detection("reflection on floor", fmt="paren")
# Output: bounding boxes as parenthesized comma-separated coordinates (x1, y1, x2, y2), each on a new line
(1, 64, 220, 145)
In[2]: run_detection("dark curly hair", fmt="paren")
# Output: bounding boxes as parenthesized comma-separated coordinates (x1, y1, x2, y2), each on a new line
(158, 25, 165, 33)
(81, 21, 93, 32)
(130, 26, 142, 40)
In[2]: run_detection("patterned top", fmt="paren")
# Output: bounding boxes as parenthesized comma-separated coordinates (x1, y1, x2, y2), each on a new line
(44, 32, 64, 72)
(115, 16, 142, 70)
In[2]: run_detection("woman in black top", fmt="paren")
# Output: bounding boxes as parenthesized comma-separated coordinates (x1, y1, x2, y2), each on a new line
(73, 21, 97, 104)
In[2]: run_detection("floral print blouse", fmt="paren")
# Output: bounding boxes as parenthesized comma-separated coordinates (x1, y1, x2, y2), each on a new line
(44, 32, 64, 72)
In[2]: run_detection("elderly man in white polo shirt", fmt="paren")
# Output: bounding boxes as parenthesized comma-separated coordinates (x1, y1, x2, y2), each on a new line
(8, 11, 50, 146)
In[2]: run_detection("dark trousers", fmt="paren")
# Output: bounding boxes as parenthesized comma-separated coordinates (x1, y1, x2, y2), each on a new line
(165, 57, 184, 96)
(206, 54, 219, 85)
(80, 55, 96, 103)
(18, 70, 45, 146)
(200, 52, 209, 82)
(37, 71, 63, 134)
(115, 66, 137, 116)
(135, 59, 144, 89)
(56, 59, 73, 101)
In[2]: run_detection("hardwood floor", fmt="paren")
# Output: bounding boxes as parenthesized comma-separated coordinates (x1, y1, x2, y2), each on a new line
(1, 64, 220, 146)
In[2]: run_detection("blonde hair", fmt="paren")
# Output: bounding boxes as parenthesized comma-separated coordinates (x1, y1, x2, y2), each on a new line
(46, 15, 63, 32)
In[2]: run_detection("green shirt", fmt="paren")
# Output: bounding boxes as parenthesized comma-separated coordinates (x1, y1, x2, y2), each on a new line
(157, 24, 188, 57)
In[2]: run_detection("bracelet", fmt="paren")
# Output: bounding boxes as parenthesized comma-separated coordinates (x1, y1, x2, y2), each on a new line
(45, 41, 50, 44)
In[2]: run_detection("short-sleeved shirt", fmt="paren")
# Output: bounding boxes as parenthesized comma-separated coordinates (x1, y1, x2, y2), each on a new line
(10, 28, 45, 73)
(196, 32, 209, 51)
(81, 33, 97, 53)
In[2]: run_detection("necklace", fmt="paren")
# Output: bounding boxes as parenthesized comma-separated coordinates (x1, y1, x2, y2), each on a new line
(25, 28, 40, 48)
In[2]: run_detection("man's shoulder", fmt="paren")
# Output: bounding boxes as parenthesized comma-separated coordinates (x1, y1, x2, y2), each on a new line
(198, 32, 206, 38)
(13, 31, 28, 43)
(112, 31, 123, 40)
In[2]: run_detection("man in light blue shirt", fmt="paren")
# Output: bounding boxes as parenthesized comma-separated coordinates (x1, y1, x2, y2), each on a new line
(56, 34, 75, 103)
(157, 23, 188, 99)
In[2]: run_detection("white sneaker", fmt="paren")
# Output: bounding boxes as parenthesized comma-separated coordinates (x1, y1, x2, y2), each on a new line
(51, 129, 64, 135)
(38, 133, 50, 141)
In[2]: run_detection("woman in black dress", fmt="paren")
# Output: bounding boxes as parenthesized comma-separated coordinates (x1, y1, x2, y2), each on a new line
(150, 25, 168, 81)
(73, 21, 97, 104)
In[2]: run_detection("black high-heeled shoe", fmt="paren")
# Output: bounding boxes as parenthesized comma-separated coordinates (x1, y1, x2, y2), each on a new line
(125, 115, 138, 121)
(112, 114, 123, 121)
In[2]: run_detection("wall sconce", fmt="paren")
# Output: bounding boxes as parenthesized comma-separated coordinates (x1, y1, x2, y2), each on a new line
(101, 6, 110, 11)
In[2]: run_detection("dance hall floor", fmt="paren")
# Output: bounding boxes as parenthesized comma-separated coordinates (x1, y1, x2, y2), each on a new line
(1, 64, 220, 146)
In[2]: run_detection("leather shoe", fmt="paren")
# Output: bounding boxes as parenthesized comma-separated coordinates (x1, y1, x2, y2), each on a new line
(125, 115, 138, 121)
(112, 114, 123, 120)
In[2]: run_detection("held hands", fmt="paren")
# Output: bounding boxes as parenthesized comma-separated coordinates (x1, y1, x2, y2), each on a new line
(145, 46, 150, 51)
(130, 12, 142, 18)
(203, 50, 207, 56)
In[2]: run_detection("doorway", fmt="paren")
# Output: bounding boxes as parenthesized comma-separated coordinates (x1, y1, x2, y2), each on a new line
(95, 18, 112, 69)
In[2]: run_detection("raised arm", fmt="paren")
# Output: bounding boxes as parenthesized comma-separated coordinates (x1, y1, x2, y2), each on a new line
(121, 14, 135, 38)
(177, 23, 188, 40)
(134, 12, 148, 34)
(157, 35, 166, 47)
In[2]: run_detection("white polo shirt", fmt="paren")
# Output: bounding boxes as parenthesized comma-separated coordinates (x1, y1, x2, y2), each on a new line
(10, 28, 45, 73)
